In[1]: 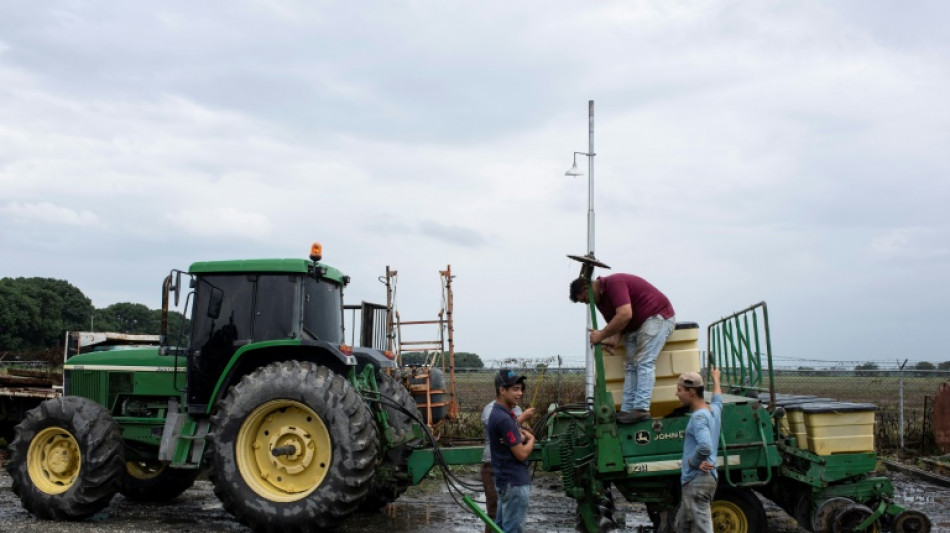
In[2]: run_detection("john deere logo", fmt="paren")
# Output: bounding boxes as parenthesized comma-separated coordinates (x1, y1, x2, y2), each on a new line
(635, 430, 650, 445)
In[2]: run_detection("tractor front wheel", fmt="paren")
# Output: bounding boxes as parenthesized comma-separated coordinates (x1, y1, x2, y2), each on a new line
(6, 396, 124, 519)
(209, 361, 378, 532)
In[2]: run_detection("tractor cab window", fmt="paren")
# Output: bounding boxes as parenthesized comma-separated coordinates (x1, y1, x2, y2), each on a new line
(302, 277, 343, 343)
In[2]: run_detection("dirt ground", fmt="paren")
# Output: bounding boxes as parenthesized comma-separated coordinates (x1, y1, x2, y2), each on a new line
(0, 467, 947, 532)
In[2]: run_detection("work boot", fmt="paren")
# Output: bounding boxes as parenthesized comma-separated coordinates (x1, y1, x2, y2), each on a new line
(616, 409, 651, 424)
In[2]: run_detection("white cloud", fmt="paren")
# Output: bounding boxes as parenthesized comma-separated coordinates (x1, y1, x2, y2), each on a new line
(0, 202, 100, 226)
(165, 208, 273, 240)
(870, 227, 949, 260)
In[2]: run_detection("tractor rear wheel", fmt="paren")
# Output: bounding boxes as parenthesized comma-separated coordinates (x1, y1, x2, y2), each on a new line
(6, 396, 124, 519)
(360, 371, 423, 510)
(711, 487, 768, 533)
(119, 459, 199, 502)
(209, 361, 378, 532)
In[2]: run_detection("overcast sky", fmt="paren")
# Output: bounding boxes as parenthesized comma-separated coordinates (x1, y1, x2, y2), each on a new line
(1, 1, 947, 368)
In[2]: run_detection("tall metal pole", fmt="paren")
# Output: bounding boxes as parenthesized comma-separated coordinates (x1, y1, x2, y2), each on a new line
(587, 100, 595, 256)
(585, 100, 596, 401)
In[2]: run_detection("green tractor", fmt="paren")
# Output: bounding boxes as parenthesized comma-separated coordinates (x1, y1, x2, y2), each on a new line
(6, 244, 427, 530)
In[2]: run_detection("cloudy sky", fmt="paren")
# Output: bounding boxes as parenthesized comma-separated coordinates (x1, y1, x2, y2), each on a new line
(1, 1, 947, 368)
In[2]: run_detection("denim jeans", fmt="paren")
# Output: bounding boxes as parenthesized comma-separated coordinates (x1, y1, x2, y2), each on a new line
(622, 314, 675, 412)
(494, 484, 531, 533)
(674, 472, 717, 533)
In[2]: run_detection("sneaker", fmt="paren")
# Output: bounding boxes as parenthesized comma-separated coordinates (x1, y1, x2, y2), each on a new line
(616, 409, 651, 424)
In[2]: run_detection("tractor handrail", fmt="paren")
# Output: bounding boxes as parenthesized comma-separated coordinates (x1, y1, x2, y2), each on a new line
(719, 431, 735, 488)
(719, 413, 773, 488)
(707, 302, 776, 422)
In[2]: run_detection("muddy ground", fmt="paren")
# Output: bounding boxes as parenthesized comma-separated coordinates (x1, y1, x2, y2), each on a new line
(0, 466, 948, 532)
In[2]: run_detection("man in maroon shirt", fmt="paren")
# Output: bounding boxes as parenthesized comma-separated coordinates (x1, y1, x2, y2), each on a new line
(570, 273, 675, 423)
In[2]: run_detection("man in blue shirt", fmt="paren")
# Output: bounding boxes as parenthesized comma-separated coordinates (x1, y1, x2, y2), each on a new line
(674, 367, 722, 533)
(487, 369, 536, 533)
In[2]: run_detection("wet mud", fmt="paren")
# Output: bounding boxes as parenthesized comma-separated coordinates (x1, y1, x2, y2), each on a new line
(0, 468, 947, 532)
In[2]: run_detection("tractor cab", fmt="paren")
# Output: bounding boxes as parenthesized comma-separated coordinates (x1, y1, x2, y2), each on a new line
(178, 253, 350, 411)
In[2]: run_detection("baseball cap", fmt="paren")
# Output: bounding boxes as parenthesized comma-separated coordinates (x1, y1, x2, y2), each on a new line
(495, 368, 527, 389)
(678, 372, 705, 388)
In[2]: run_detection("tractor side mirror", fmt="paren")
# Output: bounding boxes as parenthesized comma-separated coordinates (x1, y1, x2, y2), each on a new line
(207, 287, 224, 319)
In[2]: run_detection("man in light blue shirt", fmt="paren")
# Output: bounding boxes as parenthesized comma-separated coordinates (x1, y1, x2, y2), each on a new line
(674, 367, 722, 533)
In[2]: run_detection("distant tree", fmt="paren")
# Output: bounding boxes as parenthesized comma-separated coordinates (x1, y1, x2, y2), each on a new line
(854, 362, 879, 377)
(0, 276, 190, 355)
(913, 361, 936, 377)
(938, 361, 950, 371)
(454, 352, 485, 368)
(95, 304, 189, 339)
(161, 310, 190, 343)
(0, 277, 93, 351)
(797, 366, 814, 371)
(399, 351, 426, 366)
(95, 302, 158, 334)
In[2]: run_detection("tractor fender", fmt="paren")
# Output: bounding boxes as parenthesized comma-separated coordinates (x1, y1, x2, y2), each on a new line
(206, 340, 357, 413)
(351, 346, 397, 371)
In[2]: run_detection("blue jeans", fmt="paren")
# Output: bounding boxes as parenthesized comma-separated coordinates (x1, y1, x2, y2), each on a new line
(622, 314, 675, 412)
(494, 484, 531, 533)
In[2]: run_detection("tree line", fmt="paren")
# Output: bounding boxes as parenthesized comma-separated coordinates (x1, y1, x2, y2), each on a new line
(788, 361, 949, 377)
(0, 277, 187, 354)
(400, 351, 485, 368)
(853, 361, 949, 377)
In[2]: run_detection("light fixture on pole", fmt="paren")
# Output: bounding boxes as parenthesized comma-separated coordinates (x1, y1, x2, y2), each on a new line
(565, 100, 597, 400)
(565, 159, 584, 177)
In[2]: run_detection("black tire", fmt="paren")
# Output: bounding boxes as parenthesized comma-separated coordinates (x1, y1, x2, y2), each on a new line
(832, 503, 881, 533)
(6, 396, 124, 520)
(711, 487, 768, 533)
(893, 510, 931, 533)
(119, 459, 199, 502)
(360, 372, 423, 510)
(209, 361, 378, 532)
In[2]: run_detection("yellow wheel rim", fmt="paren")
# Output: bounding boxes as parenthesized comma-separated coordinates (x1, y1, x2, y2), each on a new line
(126, 460, 166, 481)
(712, 500, 749, 533)
(27, 426, 82, 495)
(236, 400, 332, 502)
